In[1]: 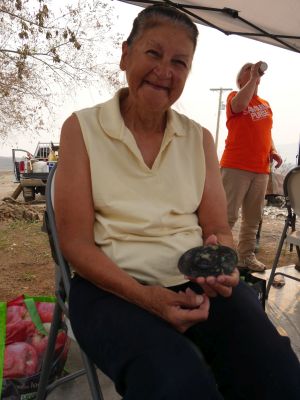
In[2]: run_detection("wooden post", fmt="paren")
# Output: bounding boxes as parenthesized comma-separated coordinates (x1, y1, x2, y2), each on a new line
(11, 184, 22, 200)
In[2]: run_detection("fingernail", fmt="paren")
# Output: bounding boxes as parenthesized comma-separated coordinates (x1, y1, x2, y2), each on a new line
(195, 295, 203, 305)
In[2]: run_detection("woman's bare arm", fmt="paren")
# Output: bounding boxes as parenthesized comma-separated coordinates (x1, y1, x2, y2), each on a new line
(195, 128, 239, 296)
(55, 114, 148, 302)
(197, 128, 233, 248)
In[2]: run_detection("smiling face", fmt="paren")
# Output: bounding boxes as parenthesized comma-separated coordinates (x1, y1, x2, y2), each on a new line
(120, 22, 195, 114)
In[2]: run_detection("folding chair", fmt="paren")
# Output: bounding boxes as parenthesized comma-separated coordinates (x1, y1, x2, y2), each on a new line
(36, 164, 104, 399)
(266, 166, 300, 299)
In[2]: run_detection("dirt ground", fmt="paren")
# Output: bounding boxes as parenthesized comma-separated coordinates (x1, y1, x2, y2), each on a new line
(0, 171, 299, 302)
(0, 171, 54, 301)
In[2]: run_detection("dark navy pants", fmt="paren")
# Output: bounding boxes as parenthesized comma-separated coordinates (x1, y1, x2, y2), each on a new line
(69, 276, 300, 399)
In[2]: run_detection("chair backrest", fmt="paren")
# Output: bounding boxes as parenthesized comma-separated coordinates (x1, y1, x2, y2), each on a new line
(45, 163, 72, 297)
(283, 166, 300, 218)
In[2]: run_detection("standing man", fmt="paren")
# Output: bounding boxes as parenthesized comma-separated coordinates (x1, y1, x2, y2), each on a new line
(220, 62, 282, 272)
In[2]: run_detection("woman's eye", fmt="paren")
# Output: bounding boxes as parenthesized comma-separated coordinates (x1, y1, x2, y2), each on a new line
(146, 49, 160, 57)
(173, 59, 187, 68)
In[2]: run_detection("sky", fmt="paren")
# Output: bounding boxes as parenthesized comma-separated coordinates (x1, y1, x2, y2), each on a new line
(1, 1, 300, 163)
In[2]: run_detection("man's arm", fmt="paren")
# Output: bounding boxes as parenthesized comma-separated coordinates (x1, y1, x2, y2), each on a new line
(231, 62, 263, 113)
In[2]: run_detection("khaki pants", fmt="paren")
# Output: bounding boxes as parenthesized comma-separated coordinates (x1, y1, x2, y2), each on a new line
(221, 168, 269, 261)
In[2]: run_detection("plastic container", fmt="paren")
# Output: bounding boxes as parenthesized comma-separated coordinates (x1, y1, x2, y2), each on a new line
(47, 161, 57, 172)
(32, 161, 48, 173)
(259, 62, 268, 74)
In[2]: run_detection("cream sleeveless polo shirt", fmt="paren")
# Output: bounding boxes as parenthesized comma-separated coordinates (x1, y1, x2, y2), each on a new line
(75, 89, 206, 287)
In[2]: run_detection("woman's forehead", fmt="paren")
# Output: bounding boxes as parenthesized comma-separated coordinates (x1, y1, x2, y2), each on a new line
(133, 25, 195, 53)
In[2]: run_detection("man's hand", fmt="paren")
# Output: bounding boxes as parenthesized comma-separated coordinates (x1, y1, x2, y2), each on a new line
(250, 62, 264, 80)
(270, 151, 283, 168)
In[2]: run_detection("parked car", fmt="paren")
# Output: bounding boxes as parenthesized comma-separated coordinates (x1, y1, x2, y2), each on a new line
(12, 142, 59, 202)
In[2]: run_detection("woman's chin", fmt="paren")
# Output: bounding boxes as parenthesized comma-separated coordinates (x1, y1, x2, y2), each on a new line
(144, 97, 171, 114)
(141, 86, 171, 110)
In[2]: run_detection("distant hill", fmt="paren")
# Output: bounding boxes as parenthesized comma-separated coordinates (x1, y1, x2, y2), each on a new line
(0, 157, 13, 171)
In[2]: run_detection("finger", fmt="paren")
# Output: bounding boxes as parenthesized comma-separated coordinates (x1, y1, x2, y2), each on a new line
(185, 287, 204, 306)
(177, 304, 210, 332)
(185, 287, 199, 298)
(197, 282, 218, 297)
(205, 276, 218, 285)
(177, 289, 204, 308)
(197, 278, 232, 296)
(204, 234, 218, 246)
(178, 295, 210, 317)
(216, 269, 240, 287)
(211, 283, 233, 297)
(216, 276, 236, 287)
(199, 274, 236, 297)
(193, 269, 239, 287)
(185, 275, 206, 284)
(187, 276, 219, 297)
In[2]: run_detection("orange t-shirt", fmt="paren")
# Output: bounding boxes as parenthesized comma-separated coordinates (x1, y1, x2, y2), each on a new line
(220, 91, 272, 173)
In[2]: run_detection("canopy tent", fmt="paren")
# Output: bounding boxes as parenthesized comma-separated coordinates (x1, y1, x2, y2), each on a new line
(119, 0, 300, 54)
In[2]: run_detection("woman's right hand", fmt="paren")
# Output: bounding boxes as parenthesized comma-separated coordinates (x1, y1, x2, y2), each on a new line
(250, 62, 264, 80)
(143, 285, 210, 333)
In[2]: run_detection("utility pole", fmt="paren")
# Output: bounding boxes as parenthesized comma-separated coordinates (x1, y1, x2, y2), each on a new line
(210, 87, 232, 150)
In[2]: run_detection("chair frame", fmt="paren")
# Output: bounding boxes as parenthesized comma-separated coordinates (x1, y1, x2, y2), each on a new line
(36, 164, 104, 399)
(266, 166, 300, 299)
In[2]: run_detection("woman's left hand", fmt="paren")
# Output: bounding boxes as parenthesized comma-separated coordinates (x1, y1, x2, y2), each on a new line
(189, 268, 240, 298)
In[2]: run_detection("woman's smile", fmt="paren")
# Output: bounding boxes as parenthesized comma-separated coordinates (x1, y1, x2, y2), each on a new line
(144, 79, 170, 92)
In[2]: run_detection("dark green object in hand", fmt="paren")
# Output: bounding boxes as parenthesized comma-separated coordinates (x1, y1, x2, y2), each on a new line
(178, 245, 238, 277)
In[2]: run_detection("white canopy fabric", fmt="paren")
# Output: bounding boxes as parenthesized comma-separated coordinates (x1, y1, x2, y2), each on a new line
(119, 0, 300, 54)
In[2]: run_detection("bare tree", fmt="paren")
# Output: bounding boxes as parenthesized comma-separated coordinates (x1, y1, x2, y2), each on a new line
(0, 0, 123, 141)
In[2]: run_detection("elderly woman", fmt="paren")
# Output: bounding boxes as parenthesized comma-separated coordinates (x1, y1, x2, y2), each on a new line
(55, 4, 300, 399)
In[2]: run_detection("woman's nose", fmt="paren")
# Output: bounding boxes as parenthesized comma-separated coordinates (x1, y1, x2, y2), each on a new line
(153, 60, 172, 79)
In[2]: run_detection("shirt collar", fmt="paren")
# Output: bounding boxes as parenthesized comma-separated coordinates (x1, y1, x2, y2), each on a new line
(100, 88, 187, 139)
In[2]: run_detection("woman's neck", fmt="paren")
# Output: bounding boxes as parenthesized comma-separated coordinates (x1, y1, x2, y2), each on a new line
(119, 90, 167, 168)
(120, 90, 167, 136)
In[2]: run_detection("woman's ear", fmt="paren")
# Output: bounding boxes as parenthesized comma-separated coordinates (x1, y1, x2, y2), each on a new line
(120, 41, 129, 71)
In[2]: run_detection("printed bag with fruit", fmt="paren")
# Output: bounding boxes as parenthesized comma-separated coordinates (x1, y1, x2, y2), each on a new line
(0, 295, 70, 400)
